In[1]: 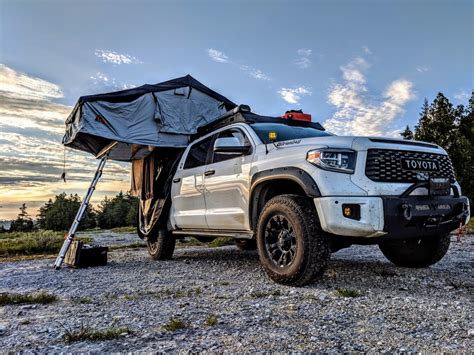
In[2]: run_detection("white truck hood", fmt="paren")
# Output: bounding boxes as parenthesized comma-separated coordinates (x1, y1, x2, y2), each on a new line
(272, 136, 446, 155)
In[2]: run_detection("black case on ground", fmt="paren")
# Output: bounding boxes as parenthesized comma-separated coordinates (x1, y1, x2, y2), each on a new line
(64, 240, 108, 268)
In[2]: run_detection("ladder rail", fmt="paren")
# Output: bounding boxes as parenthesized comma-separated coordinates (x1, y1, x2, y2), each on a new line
(53, 148, 113, 270)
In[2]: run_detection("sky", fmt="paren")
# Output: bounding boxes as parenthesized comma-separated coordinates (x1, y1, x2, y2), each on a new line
(0, 0, 472, 219)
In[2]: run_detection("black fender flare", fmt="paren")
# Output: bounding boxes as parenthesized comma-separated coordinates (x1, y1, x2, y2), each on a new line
(249, 167, 321, 228)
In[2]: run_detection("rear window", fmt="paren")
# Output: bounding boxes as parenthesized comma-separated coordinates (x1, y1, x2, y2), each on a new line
(250, 123, 331, 143)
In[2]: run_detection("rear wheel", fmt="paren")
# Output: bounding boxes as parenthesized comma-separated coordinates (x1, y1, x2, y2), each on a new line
(235, 239, 257, 251)
(146, 229, 176, 260)
(256, 194, 330, 286)
(379, 234, 451, 268)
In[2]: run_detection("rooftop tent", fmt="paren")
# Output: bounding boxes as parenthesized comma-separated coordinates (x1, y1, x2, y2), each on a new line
(63, 75, 237, 161)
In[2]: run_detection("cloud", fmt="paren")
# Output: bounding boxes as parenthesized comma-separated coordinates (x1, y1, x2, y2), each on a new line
(0, 65, 130, 219)
(454, 90, 470, 102)
(324, 58, 415, 136)
(295, 48, 312, 69)
(362, 46, 372, 54)
(94, 49, 142, 65)
(297, 48, 312, 57)
(416, 66, 429, 73)
(238, 65, 271, 81)
(278, 87, 312, 104)
(0, 64, 63, 100)
(206, 48, 270, 80)
(340, 57, 370, 84)
(90, 71, 136, 90)
(207, 48, 229, 63)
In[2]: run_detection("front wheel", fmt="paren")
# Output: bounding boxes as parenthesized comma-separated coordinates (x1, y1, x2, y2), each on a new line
(256, 194, 330, 286)
(379, 234, 451, 268)
(146, 229, 176, 260)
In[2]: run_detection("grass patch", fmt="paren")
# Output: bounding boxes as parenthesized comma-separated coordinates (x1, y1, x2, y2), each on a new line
(162, 318, 188, 331)
(250, 289, 282, 298)
(467, 217, 474, 228)
(124, 294, 140, 301)
(153, 287, 202, 298)
(0, 231, 92, 258)
(335, 288, 364, 298)
(464, 217, 474, 233)
(205, 315, 218, 326)
(109, 226, 137, 233)
(176, 237, 206, 247)
(63, 325, 132, 342)
(208, 237, 235, 248)
(109, 243, 146, 251)
(73, 297, 93, 304)
(0, 292, 58, 306)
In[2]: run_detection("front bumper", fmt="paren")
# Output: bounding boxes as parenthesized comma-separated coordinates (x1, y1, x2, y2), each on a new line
(314, 194, 470, 239)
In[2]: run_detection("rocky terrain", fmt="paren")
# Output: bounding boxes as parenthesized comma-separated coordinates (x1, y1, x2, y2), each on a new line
(0, 232, 473, 352)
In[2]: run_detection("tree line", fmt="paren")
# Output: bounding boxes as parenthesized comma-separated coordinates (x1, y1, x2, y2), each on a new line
(400, 92, 473, 204)
(4, 192, 138, 232)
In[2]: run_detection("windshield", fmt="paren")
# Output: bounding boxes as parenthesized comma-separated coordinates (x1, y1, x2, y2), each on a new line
(250, 123, 332, 144)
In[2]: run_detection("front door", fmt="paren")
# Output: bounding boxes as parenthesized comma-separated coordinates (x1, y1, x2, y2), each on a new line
(171, 136, 213, 229)
(204, 128, 254, 230)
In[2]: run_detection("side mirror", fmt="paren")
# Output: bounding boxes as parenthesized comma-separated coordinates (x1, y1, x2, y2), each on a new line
(214, 137, 251, 154)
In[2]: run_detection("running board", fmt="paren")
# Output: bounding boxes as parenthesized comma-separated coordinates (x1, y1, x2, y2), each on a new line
(172, 229, 254, 239)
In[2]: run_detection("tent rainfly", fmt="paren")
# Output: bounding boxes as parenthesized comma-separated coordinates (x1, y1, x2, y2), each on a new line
(63, 75, 237, 161)
(54, 75, 236, 269)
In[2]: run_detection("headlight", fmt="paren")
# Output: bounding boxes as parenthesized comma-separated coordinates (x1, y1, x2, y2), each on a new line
(307, 149, 356, 174)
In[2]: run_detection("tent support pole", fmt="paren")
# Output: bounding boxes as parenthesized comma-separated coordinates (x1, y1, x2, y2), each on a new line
(53, 143, 117, 270)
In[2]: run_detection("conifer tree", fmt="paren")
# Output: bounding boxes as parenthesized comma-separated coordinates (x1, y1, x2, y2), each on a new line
(400, 125, 414, 140)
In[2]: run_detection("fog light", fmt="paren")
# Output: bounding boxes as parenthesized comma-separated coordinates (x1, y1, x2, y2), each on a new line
(342, 204, 360, 220)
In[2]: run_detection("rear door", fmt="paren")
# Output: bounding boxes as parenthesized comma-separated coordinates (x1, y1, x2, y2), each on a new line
(171, 136, 213, 229)
(203, 127, 254, 230)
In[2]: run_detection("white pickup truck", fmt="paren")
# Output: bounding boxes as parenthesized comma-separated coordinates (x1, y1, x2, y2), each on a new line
(143, 106, 470, 286)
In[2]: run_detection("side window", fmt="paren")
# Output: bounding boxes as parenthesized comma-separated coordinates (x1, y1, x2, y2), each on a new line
(212, 129, 251, 164)
(183, 137, 212, 169)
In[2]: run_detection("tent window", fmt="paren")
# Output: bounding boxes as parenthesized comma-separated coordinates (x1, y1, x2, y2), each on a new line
(183, 136, 213, 169)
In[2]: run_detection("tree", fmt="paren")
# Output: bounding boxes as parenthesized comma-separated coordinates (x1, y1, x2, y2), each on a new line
(412, 92, 473, 204)
(10, 203, 34, 232)
(400, 125, 414, 140)
(36, 193, 96, 231)
(414, 99, 431, 142)
(96, 191, 138, 229)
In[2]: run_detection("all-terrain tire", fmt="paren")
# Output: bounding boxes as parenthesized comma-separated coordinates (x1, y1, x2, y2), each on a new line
(256, 194, 331, 286)
(379, 234, 451, 268)
(146, 229, 176, 260)
(235, 239, 257, 251)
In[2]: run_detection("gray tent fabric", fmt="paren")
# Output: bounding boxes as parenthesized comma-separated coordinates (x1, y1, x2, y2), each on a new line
(63, 75, 236, 161)
(154, 88, 227, 134)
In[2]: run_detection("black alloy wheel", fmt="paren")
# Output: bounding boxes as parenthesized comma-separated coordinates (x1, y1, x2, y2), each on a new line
(264, 215, 297, 267)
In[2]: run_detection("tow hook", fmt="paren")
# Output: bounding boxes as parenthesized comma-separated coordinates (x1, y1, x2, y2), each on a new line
(401, 203, 412, 221)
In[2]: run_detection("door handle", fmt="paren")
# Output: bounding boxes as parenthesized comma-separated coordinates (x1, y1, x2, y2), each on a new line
(172, 177, 181, 183)
(204, 169, 215, 176)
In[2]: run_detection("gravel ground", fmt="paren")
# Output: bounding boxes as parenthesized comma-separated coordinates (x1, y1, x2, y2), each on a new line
(0, 234, 473, 352)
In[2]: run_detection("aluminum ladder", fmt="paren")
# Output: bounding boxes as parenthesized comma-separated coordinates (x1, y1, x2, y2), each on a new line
(54, 142, 117, 269)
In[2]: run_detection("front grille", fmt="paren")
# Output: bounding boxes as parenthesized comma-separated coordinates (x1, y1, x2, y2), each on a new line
(365, 149, 455, 182)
